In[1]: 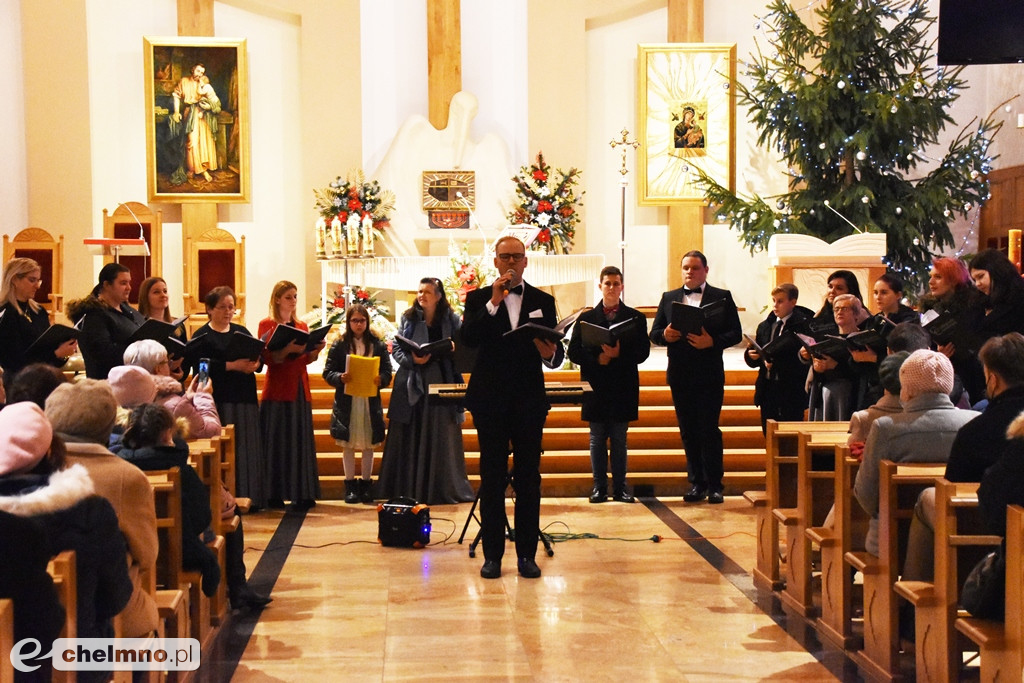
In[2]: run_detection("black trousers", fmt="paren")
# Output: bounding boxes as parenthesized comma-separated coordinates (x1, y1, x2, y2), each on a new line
(669, 364, 725, 491)
(473, 407, 547, 562)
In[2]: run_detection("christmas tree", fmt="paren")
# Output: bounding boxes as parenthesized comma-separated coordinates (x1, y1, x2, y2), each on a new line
(698, 0, 1004, 288)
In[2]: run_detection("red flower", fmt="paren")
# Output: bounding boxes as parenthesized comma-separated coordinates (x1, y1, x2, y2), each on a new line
(532, 169, 548, 182)
(332, 297, 345, 309)
(457, 264, 476, 283)
(559, 206, 574, 217)
(348, 187, 359, 199)
(458, 283, 477, 302)
(348, 198, 363, 211)
(537, 200, 554, 213)
(356, 289, 370, 300)
(337, 211, 348, 224)
(537, 229, 551, 243)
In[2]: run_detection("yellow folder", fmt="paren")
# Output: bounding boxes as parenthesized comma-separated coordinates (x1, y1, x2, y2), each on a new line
(344, 353, 380, 398)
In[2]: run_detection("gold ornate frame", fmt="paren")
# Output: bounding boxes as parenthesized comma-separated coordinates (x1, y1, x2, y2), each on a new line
(637, 43, 736, 205)
(144, 36, 251, 203)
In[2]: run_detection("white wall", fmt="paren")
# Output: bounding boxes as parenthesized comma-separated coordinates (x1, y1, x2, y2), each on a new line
(83, 0, 303, 320)
(0, 0, 28, 235)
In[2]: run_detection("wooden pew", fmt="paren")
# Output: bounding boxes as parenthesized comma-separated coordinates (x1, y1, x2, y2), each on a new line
(808, 444, 871, 650)
(846, 460, 946, 682)
(955, 505, 1024, 683)
(747, 419, 849, 591)
(187, 443, 230, 625)
(894, 479, 1001, 682)
(0, 599, 13, 683)
(777, 430, 851, 617)
(47, 550, 76, 683)
(148, 468, 221, 649)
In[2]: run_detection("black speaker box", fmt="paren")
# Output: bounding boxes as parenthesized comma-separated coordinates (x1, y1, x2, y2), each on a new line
(377, 497, 431, 548)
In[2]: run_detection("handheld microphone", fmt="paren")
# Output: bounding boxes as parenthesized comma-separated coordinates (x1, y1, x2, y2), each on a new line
(502, 268, 515, 294)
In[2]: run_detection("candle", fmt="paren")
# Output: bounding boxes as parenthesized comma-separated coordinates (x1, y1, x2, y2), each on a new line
(361, 214, 375, 256)
(315, 218, 326, 258)
(1009, 229, 1022, 273)
(346, 213, 360, 255)
(330, 217, 342, 254)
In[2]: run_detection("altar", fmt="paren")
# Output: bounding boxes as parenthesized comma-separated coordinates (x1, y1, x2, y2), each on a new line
(319, 253, 605, 325)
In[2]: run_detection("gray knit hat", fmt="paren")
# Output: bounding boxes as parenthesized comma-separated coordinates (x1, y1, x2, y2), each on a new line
(44, 379, 118, 444)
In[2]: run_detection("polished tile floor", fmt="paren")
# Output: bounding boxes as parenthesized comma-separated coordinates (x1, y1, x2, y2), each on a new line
(199, 494, 852, 682)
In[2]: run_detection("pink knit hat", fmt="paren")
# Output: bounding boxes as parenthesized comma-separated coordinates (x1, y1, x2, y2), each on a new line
(0, 402, 53, 476)
(107, 365, 158, 409)
(899, 349, 954, 398)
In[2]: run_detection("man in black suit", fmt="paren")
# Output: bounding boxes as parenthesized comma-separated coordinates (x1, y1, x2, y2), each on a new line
(461, 235, 564, 579)
(743, 283, 813, 434)
(650, 250, 742, 504)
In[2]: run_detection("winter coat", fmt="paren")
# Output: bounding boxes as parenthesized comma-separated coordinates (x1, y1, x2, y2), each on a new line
(322, 334, 393, 444)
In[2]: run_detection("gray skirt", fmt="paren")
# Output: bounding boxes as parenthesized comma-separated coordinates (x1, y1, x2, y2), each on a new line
(217, 402, 265, 508)
(259, 386, 321, 503)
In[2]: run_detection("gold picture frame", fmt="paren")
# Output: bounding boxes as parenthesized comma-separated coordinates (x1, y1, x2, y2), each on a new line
(144, 36, 251, 203)
(637, 43, 736, 205)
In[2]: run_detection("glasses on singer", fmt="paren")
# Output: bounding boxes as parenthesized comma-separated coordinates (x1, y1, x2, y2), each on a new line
(497, 253, 525, 262)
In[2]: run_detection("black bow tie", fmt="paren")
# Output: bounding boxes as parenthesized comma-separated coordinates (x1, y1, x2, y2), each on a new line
(683, 286, 702, 296)
(508, 284, 524, 295)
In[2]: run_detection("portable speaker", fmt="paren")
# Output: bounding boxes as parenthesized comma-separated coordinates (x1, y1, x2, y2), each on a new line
(377, 497, 431, 548)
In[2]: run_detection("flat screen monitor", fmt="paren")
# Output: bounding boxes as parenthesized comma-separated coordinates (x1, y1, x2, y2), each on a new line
(938, 0, 1024, 65)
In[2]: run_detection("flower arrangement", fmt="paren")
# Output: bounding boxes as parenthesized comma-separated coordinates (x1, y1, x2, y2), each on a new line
(313, 169, 396, 254)
(507, 152, 583, 255)
(301, 285, 397, 345)
(443, 241, 497, 315)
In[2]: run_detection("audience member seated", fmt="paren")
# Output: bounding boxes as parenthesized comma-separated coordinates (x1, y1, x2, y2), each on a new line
(44, 379, 159, 638)
(5, 363, 69, 409)
(978, 410, 1024, 537)
(0, 509, 64, 678)
(902, 333, 1024, 582)
(0, 401, 133, 661)
(122, 340, 221, 439)
(107, 368, 271, 612)
(853, 349, 980, 555)
(848, 351, 908, 447)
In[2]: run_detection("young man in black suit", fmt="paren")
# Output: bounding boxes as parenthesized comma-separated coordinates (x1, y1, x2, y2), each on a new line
(743, 283, 812, 434)
(567, 266, 651, 503)
(650, 250, 742, 504)
(460, 235, 564, 579)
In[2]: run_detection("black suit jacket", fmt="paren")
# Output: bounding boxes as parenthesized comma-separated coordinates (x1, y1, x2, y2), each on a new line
(460, 282, 564, 416)
(743, 308, 811, 410)
(649, 283, 742, 381)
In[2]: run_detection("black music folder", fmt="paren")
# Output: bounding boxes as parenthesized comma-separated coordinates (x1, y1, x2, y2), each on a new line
(670, 298, 726, 337)
(922, 310, 978, 352)
(225, 331, 266, 362)
(577, 317, 640, 348)
(128, 316, 189, 352)
(394, 334, 454, 358)
(796, 332, 851, 360)
(25, 323, 79, 358)
(262, 323, 332, 353)
(502, 310, 582, 344)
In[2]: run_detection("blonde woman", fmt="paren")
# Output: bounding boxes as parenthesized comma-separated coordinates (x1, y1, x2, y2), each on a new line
(257, 281, 326, 511)
(0, 257, 77, 387)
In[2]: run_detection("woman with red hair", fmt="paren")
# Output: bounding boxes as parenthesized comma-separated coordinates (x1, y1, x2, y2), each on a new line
(920, 256, 982, 402)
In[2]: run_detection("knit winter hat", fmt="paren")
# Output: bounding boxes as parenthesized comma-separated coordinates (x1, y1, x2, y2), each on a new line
(108, 365, 158, 408)
(899, 349, 954, 398)
(45, 379, 118, 444)
(0, 402, 53, 476)
(878, 351, 910, 395)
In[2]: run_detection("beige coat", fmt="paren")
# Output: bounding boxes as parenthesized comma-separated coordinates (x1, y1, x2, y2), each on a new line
(64, 441, 159, 637)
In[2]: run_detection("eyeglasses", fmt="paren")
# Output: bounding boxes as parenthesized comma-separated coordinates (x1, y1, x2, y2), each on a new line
(212, 304, 235, 311)
(349, 318, 368, 324)
(19, 275, 42, 285)
(833, 305, 853, 313)
(497, 253, 526, 263)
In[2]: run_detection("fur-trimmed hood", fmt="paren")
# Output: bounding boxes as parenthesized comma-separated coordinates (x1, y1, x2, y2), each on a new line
(0, 464, 95, 517)
(1007, 411, 1024, 440)
(153, 374, 186, 398)
(64, 294, 104, 324)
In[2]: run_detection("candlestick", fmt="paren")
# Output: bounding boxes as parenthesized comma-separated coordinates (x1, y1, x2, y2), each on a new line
(361, 214, 375, 256)
(1009, 229, 1022, 273)
(330, 217, 342, 254)
(315, 218, 326, 258)
(346, 214, 360, 255)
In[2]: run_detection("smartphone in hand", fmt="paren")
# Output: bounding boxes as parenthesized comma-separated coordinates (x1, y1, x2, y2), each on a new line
(197, 357, 210, 387)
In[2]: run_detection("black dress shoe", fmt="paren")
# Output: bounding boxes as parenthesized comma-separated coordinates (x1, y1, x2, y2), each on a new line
(517, 557, 541, 579)
(230, 585, 272, 610)
(480, 560, 502, 579)
(588, 486, 608, 504)
(613, 490, 637, 504)
(266, 498, 286, 510)
(708, 490, 725, 504)
(682, 485, 707, 503)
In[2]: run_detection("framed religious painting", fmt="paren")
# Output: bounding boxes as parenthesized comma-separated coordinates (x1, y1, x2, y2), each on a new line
(637, 44, 736, 205)
(143, 36, 251, 203)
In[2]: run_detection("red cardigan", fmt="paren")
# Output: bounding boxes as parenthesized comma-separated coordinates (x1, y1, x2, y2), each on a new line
(257, 318, 317, 402)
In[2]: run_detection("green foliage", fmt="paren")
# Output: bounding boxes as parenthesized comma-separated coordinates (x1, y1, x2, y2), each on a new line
(697, 0, 1002, 291)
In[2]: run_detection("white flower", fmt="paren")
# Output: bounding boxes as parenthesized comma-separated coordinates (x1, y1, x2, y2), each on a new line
(538, 185, 551, 197)
(537, 213, 552, 227)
